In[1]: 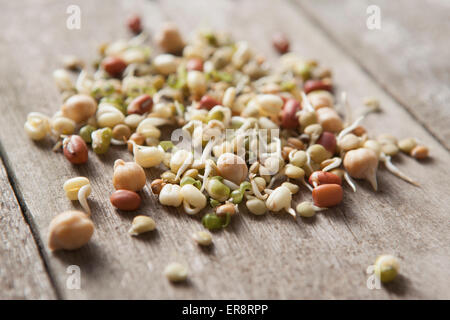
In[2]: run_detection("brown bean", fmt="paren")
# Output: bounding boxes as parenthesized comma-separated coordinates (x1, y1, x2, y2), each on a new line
(216, 203, 236, 217)
(150, 179, 166, 195)
(197, 95, 220, 110)
(127, 132, 145, 152)
(303, 79, 333, 94)
(272, 33, 290, 54)
(63, 135, 88, 164)
(101, 56, 127, 77)
(127, 94, 153, 115)
(110, 190, 141, 211)
(127, 14, 142, 34)
(186, 58, 204, 72)
(281, 98, 300, 129)
(317, 131, 336, 154)
(287, 137, 304, 150)
(410, 145, 429, 159)
(312, 184, 343, 208)
(309, 171, 342, 187)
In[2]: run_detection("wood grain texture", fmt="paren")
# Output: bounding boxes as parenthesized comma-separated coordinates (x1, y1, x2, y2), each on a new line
(295, 0, 450, 149)
(0, 156, 56, 299)
(0, 0, 449, 299)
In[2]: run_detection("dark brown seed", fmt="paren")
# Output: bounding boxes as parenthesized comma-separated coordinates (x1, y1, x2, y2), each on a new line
(186, 58, 204, 72)
(303, 79, 333, 94)
(110, 190, 141, 211)
(127, 94, 153, 115)
(127, 14, 142, 34)
(101, 56, 127, 77)
(63, 135, 88, 164)
(197, 95, 220, 110)
(272, 33, 290, 54)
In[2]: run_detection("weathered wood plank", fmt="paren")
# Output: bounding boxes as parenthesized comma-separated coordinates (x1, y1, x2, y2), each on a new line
(0, 0, 448, 299)
(0, 156, 56, 299)
(295, 0, 450, 149)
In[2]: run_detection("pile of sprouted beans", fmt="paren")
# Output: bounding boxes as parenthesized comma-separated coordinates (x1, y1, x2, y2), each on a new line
(24, 16, 429, 282)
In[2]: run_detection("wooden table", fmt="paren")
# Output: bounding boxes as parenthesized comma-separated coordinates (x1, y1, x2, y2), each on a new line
(1, 0, 449, 299)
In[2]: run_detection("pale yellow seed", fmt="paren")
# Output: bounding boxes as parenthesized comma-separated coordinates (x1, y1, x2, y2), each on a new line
(281, 182, 300, 194)
(296, 201, 316, 218)
(284, 164, 305, 179)
(128, 216, 156, 236)
(398, 138, 417, 154)
(63, 177, 90, 201)
(192, 231, 212, 246)
(164, 262, 188, 282)
(381, 143, 399, 156)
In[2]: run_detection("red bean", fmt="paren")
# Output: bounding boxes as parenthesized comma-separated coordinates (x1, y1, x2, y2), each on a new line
(63, 135, 88, 164)
(317, 131, 337, 154)
(101, 56, 127, 77)
(281, 98, 300, 129)
(186, 58, 204, 72)
(272, 33, 290, 54)
(127, 14, 142, 34)
(197, 95, 220, 110)
(312, 184, 343, 207)
(127, 94, 153, 115)
(303, 79, 333, 94)
(309, 171, 342, 187)
(110, 190, 141, 211)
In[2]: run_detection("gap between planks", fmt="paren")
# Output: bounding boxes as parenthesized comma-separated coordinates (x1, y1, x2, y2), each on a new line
(0, 142, 63, 299)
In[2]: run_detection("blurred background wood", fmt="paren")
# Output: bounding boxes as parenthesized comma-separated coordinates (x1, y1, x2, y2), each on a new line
(0, 0, 448, 299)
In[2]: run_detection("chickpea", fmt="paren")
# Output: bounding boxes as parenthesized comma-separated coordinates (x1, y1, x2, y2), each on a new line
(344, 148, 379, 191)
(61, 94, 97, 123)
(112, 124, 131, 141)
(113, 159, 146, 191)
(217, 153, 248, 185)
(155, 22, 185, 54)
(316, 107, 343, 133)
(339, 133, 361, 152)
(398, 138, 417, 154)
(48, 210, 94, 251)
(307, 144, 331, 164)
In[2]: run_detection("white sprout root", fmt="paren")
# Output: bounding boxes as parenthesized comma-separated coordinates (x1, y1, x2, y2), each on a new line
(312, 205, 327, 212)
(251, 179, 268, 200)
(222, 178, 240, 190)
(111, 138, 127, 146)
(287, 207, 296, 218)
(175, 152, 193, 181)
(342, 91, 352, 127)
(323, 157, 342, 172)
(78, 184, 91, 215)
(344, 172, 357, 192)
(380, 154, 420, 187)
(183, 200, 201, 215)
(300, 179, 314, 192)
(337, 115, 365, 141)
(200, 161, 211, 192)
(300, 91, 315, 113)
(52, 139, 63, 152)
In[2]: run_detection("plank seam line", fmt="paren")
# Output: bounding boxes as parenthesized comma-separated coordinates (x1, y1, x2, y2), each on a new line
(0, 142, 63, 299)
(289, 0, 449, 152)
